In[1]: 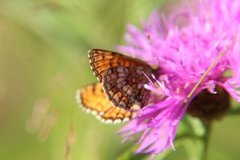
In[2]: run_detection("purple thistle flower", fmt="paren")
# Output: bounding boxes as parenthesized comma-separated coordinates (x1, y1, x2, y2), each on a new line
(117, 0, 240, 157)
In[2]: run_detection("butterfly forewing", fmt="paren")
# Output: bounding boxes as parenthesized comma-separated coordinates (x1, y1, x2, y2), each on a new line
(88, 49, 154, 110)
(76, 83, 134, 123)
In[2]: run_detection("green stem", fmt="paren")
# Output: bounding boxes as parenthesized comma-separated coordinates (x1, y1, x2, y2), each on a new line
(201, 122, 212, 160)
(228, 107, 240, 116)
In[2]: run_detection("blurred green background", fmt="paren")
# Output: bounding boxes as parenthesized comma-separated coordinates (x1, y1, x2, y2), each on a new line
(0, 0, 240, 160)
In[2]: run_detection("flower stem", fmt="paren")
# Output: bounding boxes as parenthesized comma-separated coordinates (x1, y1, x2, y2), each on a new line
(201, 122, 212, 160)
(228, 107, 240, 116)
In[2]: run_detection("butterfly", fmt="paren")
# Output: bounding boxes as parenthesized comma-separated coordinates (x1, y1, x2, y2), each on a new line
(76, 49, 156, 123)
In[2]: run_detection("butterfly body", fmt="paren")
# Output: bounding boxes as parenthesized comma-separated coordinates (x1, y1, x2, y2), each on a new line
(76, 49, 155, 123)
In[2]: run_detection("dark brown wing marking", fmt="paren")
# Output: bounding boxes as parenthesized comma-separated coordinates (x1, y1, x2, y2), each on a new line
(76, 83, 134, 123)
(88, 49, 154, 110)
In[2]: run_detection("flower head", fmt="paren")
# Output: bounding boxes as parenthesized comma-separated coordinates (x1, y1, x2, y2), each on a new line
(117, 0, 240, 157)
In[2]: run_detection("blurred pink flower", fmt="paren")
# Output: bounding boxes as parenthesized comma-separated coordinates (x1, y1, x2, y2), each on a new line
(117, 0, 240, 157)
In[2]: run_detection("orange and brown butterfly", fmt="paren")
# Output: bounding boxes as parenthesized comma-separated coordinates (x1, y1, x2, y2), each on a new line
(76, 49, 156, 123)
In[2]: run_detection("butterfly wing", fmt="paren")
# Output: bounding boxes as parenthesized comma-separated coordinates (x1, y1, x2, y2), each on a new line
(76, 83, 134, 123)
(88, 49, 154, 110)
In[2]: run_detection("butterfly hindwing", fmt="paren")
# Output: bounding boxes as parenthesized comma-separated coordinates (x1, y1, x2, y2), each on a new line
(88, 49, 153, 110)
(76, 83, 134, 123)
